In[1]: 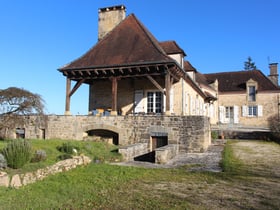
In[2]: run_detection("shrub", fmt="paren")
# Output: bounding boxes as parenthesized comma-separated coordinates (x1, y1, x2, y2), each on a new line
(211, 131, 219, 140)
(2, 139, 32, 169)
(268, 114, 280, 143)
(57, 142, 79, 155)
(31, 149, 47, 163)
(57, 153, 73, 161)
(0, 153, 7, 169)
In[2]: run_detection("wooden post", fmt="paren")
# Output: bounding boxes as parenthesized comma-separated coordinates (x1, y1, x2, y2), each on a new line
(65, 77, 71, 115)
(111, 77, 118, 115)
(165, 70, 171, 115)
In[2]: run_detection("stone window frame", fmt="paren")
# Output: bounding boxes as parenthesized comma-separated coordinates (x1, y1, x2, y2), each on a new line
(246, 79, 258, 102)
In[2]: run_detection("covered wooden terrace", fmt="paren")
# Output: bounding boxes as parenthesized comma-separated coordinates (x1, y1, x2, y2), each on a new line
(59, 61, 184, 116)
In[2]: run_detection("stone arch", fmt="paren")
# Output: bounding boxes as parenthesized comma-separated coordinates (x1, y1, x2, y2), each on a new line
(83, 124, 122, 145)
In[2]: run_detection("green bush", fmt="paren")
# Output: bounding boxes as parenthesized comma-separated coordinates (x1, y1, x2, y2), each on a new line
(31, 149, 47, 163)
(1, 139, 32, 169)
(57, 153, 73, 161)
(268, 114, 280, 143)
(211, 131, 219, 140)
(56, 142, 79, 155)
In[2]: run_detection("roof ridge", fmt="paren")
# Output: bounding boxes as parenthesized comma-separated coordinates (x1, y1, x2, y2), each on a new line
(129, 14, 172, 61)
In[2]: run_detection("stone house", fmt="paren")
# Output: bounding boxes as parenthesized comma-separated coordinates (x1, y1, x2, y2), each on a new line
(58, 5, 216, 118)
(204, 63, 280, 128)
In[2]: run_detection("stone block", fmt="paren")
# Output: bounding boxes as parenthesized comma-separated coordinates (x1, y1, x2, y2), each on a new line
(10, 174, 22, 188)
(0, 172, 9, 187)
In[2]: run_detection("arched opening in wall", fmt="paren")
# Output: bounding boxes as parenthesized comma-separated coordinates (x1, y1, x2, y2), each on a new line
(85, 129, 119, 145)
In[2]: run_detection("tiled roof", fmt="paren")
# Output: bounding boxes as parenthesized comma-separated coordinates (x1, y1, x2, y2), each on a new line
(184, 61, 196, 72)
(204, 70, 279, 92)
(159, 41, 186, 56)
(196, 71, 210, 86)
(59, 14, 174, 70)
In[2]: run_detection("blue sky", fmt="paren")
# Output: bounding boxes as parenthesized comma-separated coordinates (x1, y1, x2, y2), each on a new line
(1, 0, 279, 115)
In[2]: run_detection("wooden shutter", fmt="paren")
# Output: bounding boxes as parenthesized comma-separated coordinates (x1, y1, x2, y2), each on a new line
(242, 105, 247, 117)
(134, 90, 144, 113)
(233, 105, 239, 123)
(219, 106, 225, 123)
(257, 105, 263, 117)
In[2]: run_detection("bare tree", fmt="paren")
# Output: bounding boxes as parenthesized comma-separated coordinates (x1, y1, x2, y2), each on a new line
(244, 56, 257, 70)
(0, 87, 45, 139)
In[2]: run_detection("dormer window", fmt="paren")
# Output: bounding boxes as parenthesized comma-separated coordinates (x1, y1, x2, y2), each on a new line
(246, 79, 257, 102)
(248, 86, 256, 101)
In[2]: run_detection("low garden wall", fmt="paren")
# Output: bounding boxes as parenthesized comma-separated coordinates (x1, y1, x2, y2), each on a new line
(155, 144, 179, 164)
(118, 143, 149, 161)
(0, 155, 91, 188)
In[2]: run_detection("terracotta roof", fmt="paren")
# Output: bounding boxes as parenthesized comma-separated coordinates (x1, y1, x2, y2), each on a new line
(159, 41, 186, 56)
(184, 60, 196, 72)
(196, 71, 210, 86)
(204, 70, 280, 92)
(59, 14, 175, 71)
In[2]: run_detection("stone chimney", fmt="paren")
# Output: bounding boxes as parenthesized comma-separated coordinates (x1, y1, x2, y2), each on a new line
(268, 63, 279, 86)
(98, 5, 126, 41)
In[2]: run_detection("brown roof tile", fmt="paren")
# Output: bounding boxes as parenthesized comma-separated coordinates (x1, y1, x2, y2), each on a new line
(159, 41, 186, 56)
(184, 61, 196, 72)
(59, 14, 174, 70)
(204, 70, 280, 92)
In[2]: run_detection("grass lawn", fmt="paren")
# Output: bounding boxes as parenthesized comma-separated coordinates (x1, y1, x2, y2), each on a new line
(0, 139, 279, 209)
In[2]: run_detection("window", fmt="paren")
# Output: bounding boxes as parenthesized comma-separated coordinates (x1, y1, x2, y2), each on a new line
(225, 107, 233, 119)
(248, 106, 257, 117)
(147, 91, 163, 113)
(248, 86, 256, 101)
(243, 105, 262, 117)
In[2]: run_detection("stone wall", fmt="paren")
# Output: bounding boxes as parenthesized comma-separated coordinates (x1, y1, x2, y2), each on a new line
(23, 115, 211, 153)
(0, 155, 91, 188)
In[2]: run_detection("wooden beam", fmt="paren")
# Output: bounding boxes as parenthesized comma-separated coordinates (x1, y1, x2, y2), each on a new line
(94, 69, 99, 75)
(111, 77, 118, 115)
(65, 77, 71, 115)
(146, 75, 165, 94)
(69, 79, 85, 97)
(165, 70, 171, 115)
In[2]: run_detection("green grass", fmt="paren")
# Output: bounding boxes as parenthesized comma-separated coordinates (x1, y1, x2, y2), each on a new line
(0, 140, 279, 209)
(221, 140, 245, 175)
(0, 139, 121, 175)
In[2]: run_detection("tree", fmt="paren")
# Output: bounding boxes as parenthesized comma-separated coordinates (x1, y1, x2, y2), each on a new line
(244, 56, 257, 70)
(0, 87, 45, 139)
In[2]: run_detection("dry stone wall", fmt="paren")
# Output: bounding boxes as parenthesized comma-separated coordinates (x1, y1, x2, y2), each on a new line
(0, 155, 91, 188)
